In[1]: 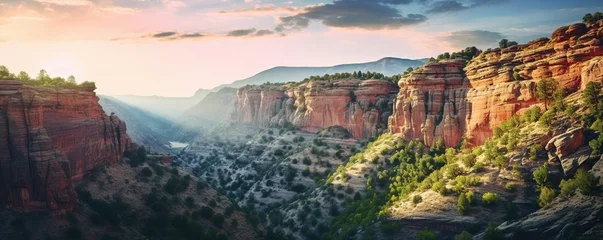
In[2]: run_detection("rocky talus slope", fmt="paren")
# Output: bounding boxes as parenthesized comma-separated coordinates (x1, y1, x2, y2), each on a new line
(0, 80, 135, 211)
(233, 79, 397, 139)
(390, 20, 603, 147)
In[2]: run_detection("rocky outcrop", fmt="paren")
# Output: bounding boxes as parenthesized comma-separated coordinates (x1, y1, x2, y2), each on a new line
(0, 80, 134, 211)
(390, 20, 603, 147)
(233, 79, 397, 139)
(388, 59, 471, 147)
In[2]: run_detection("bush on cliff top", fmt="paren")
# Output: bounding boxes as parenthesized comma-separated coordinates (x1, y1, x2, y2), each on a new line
(0, 65, 95, 89)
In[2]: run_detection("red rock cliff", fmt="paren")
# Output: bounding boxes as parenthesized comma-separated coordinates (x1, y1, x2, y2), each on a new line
(390, 20, 603, 147)
(234, 79, 398, 139)
(0, 80, 135, 211)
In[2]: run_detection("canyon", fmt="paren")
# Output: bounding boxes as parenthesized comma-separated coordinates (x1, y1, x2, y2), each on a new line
(0, 81, 135, 211)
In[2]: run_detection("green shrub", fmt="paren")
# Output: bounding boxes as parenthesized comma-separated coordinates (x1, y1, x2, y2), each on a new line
(521, 106, 542, 123)
(380, 221, 400, 234)
(481, 192, 499, 205)
(457, 192, 470, 215)
(212, 213, 225, 228)
(559, 179, 578, 198)
(431, 181, 447, 196)
(484, 223, 503, 240)
(455, 231, 472, 240)
(575, 169, 598, 195)
(164, 175, 191, 195)
(533, 163, 548, 189)
(141, 167, 153, 177)
(538, 187, 556, 207)
(302, 157, 312, 165)
(412, 195, 423, 205)
(538, 110, 555, 127)
(416, 228, 437, 240)
(505, 183, 517, 192)
(461, 154, 477, 168)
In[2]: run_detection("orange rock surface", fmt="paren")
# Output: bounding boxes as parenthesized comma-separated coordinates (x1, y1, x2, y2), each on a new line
(0, 80, 134, 211)
(234, 79, 398, 139)
(390, 20, 603, 147)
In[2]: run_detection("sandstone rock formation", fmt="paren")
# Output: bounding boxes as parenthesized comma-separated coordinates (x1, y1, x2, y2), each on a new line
(0, 80, 134, 211)
(390, 20, 603, 147)
(233, 79, 397, 139)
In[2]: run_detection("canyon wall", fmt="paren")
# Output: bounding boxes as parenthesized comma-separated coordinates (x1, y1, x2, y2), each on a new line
(0, 80, 135, 211)
(233, 79, 398, 139)
(390, 20, 603, 147)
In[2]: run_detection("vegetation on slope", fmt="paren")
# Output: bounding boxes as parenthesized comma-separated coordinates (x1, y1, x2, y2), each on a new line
(0, 65, 95, 89)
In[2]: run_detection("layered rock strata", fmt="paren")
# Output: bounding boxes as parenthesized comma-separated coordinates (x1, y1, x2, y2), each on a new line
(0, 80, 134, 211)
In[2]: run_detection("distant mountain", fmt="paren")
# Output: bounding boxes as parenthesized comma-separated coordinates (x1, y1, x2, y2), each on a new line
(99, 95, 183, 153)
(109, 89, 210, 120)
(212, 57, 427, 90)
(109, 57, 426, 118)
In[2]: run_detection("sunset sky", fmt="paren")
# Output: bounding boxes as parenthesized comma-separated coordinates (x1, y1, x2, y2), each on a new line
(0, 0, 600, 96)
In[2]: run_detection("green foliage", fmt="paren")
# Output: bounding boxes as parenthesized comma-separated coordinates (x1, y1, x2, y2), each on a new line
(125, 146, 148, 167)
(461, 153, 477, 168)
(212, 213, 225, 228)
(432, 180, 447, 196)
(141, 167, 153, 177)
(457, 192, 470, 215)
(583, 82, 602, 108)
(164, 175, 191, 195)
(521, 106, 542, 123)
(583, 12, 603, 24)
(0, 66, 95, 89)
(412, 195, 423, 205)
(381, 221, 400, 234)
(529, 144, 542, 161)
(416, 228, 437, 240)
(559, 178, 578, 198)
(575, 169, 598, 195)
(301, 71, 402, 85)
(505, 183, 518, 192)
(436, 46, 482, 61)
(536, 78, 559, 110)
(484, 223, 504, 240)
(499, 39, 518, 49)
(481, 192, 499, 205)
(455, 231, 473, 240)
(494, 155, 508, 169)
(538, 187, 556, 207)
(533, 163, 549, 189)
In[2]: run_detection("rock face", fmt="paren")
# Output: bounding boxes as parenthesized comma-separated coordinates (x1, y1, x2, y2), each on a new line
(0, 80, 134, 211)
(233, 79, 397, 139)
(390, 20, 603, 147)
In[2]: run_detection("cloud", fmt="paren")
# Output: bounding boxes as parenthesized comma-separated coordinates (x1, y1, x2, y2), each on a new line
(254, 29, 274, 37)
(181, 33, 204, 38)
(275, 0, 427, 31)
(439, 30, 504, 48)
(152, 32, 178, 38)
(33, 0, 93, 7)
(425, 0, 509, 14)
(227, 28, 257, 37)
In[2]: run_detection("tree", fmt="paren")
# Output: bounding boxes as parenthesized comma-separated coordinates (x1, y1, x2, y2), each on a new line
(36, 69, 49, 81)
(67, 75, 76, 84)
(537, 78, 559, 110)
(455, 231, 472, 240)
(575, 169, 598, 195)
(583, 12, 603, 24)
(533, 163, 548, 189)
(538, 186, 556, 207)
(482, 192, 499, 205)
(583, 82, 601, 108)
(484, 223, 503, 240)
(416, 228, 437, 240)
(0, 65, 10, 79)
(17, 71, 30, 81)
(457, 192, 470, 215)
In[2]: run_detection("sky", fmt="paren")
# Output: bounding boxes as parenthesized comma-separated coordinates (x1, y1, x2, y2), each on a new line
(0, 0, 600, 97)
